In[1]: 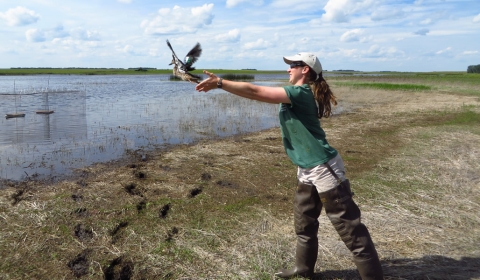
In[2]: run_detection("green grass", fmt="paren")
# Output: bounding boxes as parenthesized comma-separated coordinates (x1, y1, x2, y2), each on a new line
(334, 81, 431, 91)
(328, 72, 480, 96)
(442, 105, 480, 126)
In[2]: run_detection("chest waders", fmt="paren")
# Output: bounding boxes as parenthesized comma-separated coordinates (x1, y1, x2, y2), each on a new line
(275, 165, 384, 279)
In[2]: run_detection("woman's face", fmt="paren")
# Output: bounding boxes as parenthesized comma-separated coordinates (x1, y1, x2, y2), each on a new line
(287, 61, 308, 85)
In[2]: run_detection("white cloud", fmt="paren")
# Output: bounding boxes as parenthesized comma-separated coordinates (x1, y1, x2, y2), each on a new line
(141, 4, 214, 35)
(436, 47, 452, 55)
(226, 0, 264, 8)
(414, 28, 429, 36)
(374, 46, 404, 58)
(219, 46, 231, 52)
(0, 6, 40, 26)
(420, 18, 432, 25)
(243, 38, 270, 50)
(118, 0, 132, 3)
(473, 13, 480, 23)
(371, 7, 404, 21)
(215, 29, 241, 42)
(26, 28, 45, 42)
(24, 25, 72, 43)
(70, 27, 101, 41)
(270, 0, 318, 11)
(0, 0, 478, 71)
(47, 25, 69, 39)
(322, 0, 374, 23)
(122, 45, 134, 54)
(336, 45, 405, 60)
(340, 29, 371, 43)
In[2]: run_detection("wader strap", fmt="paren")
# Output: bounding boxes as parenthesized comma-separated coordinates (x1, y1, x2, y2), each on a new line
(325, 162, 342, 184)
(325, 162, 354, 197)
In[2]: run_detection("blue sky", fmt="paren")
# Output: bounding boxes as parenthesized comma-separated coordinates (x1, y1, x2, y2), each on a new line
(0, 0, 479, 71)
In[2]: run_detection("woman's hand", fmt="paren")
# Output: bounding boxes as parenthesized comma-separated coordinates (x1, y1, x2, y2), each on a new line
(195, 70, 219, 92)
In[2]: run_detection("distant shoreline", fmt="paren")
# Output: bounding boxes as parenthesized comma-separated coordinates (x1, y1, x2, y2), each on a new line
(0, 68, 467, 76)
(0, 68, 285, 76)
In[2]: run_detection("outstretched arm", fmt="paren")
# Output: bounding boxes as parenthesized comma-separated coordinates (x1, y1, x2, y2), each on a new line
(195, 70, 290, 104)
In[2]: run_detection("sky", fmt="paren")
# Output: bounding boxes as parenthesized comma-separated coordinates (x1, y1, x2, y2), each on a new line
(0, 0, 479, 72)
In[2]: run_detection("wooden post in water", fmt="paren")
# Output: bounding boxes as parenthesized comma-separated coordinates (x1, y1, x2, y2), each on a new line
(5, 80, 26, 119)
(36, 79, 54, 115)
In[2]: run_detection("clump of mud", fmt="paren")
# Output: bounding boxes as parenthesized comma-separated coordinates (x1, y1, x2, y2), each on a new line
(104, 256, 134, 280)
(124, 183, 143, 197)
(74, 224, 93, 242)
(188, 187, 202, 198)
(67, 249, 92, 278)
(159, 203, 170, 218)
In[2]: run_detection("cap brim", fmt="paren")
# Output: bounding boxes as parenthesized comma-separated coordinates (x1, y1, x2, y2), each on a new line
(283, 55, 302, 65)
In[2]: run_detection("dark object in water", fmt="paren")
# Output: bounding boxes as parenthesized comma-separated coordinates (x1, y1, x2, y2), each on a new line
(5, 113, 25, 119)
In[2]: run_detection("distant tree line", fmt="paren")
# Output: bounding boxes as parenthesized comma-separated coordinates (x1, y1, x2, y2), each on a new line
(9, 67, 157, 70)
(467, 64, 480, 73)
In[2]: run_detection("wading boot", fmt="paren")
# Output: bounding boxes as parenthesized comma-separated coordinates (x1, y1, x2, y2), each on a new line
(354, 256, 384, 280)
(275, 182, 321, 279)
(319, 180, 384, 280)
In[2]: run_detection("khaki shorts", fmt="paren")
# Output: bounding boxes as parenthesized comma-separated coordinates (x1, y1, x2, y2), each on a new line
(297, 154, 346, 193)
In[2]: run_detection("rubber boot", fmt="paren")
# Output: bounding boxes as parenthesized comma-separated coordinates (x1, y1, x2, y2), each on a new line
(276, 182, 321, 279)
(319, 180, 384, 280)
(275, 241, 317, 279)
(354, 256, 384, 280)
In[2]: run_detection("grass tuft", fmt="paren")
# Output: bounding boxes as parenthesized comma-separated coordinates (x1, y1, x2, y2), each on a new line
(443, 105, 480, 126)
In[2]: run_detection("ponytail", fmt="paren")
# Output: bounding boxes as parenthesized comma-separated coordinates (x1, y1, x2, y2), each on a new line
(308, 70, 337, 119)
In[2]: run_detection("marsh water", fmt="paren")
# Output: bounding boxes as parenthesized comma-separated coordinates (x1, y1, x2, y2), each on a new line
(0, 74, 289, 182)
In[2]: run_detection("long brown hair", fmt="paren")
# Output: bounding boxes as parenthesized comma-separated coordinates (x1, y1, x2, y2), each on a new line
(308, 69, 337, 119)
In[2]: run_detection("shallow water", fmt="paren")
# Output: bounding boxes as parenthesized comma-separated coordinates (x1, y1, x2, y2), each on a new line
(0, 74, 284, 181)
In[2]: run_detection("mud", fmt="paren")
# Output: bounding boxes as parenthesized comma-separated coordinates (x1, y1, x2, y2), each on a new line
(104, 257, 134, 280)
(74, 224, 93, 242)
(68, 249, 92, 278)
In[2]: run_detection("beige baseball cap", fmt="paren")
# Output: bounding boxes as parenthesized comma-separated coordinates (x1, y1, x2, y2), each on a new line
(283, 52, 322, 74)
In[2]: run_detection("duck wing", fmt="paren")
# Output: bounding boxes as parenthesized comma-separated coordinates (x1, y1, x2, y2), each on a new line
(183, 43, 202, 71)
(166, 40, 186, 69)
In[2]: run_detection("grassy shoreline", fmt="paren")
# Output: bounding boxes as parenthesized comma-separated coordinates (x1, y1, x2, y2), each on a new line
(0, 74, 479, 279)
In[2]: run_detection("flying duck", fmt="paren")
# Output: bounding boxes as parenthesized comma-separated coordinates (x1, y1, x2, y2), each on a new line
(166, 39, 202, 84)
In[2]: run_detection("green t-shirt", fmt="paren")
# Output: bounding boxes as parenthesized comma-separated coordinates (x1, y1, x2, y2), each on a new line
(279, 84, 338, 168)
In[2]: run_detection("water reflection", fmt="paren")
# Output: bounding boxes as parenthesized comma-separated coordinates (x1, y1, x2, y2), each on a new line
(0, 75, 280, 181)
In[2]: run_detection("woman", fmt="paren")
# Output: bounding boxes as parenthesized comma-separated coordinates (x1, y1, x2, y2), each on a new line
(195, 53, 383, 279)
